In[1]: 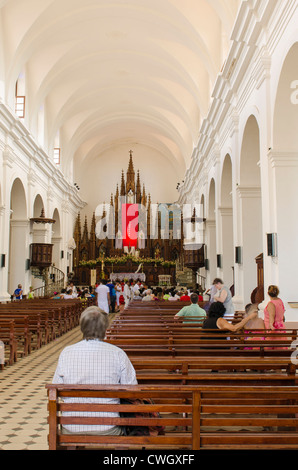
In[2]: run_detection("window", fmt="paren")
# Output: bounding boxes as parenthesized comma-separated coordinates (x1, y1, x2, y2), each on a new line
(15, 77, 26, 119)
(15, 95, 25, 118)
(54, 148, 60, 165)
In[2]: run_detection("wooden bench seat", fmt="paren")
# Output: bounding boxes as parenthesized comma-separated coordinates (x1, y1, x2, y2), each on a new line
(128, 356, 297, 386)
(0, 316, 31, 359)
(0, 321, 17, 367)
(46, 384, 298, 450)
(0, 298, 86, 369)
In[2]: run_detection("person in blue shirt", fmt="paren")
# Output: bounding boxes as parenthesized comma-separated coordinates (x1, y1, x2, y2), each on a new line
(106, 280, 116, 313)
(14, 284, 23, 300)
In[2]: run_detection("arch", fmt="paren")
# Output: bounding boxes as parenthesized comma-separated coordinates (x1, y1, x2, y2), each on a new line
(273, 42, 298, 152)
(200, 193, 205, 220)
(207, 178, 216, 220)
(270, 41, 298, 304)
(240, 116, 261, 187)
(51, 208, 62, 269)
(52, 208, 61, 237)
(238, 115, 262, 304)
(33, 193, 44, 218)
(10, 178, 27, 220)
(220, 153, 232, 207)
(205, 178, 216, 281)
(9, 178, 28, 295)
(219, 153, 234, 287)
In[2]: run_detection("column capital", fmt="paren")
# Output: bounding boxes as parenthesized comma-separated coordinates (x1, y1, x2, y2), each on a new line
(218, 206, 233, 216)
(236, 185, 261, 198)
(268, 150, 298, 168)
(205, 219, 216, 228)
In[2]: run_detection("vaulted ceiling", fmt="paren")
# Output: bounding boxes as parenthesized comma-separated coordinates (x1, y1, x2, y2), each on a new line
(0, 0, 241, 198)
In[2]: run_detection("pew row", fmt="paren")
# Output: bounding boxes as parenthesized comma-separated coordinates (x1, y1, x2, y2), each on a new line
(46, 383, 298, 450)
(0, 298, 89, 369)
(129, 356, 298, 386)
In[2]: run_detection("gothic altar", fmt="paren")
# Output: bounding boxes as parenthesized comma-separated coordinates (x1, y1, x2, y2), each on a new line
(72, 151, 204, 287)
(75, 255, 176, 286)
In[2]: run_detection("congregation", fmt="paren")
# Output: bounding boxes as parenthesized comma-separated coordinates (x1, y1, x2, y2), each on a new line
(46, 278, 208, 316)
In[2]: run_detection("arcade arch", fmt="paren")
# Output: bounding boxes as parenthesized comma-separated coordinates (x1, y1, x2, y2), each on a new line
(270, 42, 298, 304)
(238, 115, 263, 305)
(206, 178, 216, 283)
(9, 178, 28, 295)
(219, 154, 234, 288)
(52, 208, 62, 269)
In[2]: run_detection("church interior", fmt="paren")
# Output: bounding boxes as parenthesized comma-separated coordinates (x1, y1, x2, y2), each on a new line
(1, 0, 298, 452)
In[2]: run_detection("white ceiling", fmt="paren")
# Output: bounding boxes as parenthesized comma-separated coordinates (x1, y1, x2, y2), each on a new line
(1, 0, 241, 180)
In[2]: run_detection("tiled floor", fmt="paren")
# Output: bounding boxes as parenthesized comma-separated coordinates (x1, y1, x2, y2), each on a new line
(0, 326, 83, 450)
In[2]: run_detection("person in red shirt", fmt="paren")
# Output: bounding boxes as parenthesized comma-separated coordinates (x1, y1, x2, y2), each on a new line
(179, 290, 191, 301)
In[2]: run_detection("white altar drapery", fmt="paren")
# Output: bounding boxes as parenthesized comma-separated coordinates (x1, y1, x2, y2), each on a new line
(110, 272, 146, 282)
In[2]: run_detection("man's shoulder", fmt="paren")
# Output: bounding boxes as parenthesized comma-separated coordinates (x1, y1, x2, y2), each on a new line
(177, 306, 187, 315)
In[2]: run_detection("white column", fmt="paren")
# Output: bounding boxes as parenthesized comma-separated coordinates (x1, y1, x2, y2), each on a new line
(9, 219, 30, 295)
(218, 207, 234, 288)
(267, 152, 298, 320)
(235, 186, 263, 308)
(205, 220, 216, 286)
(52, 236, 63, 269)
(0, 205, 10, 301)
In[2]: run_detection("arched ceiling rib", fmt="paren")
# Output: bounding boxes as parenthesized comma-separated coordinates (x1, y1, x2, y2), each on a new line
(1, 0, 241, 175)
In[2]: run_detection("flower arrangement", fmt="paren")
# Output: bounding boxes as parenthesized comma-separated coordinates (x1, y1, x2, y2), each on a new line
(79, 254, 176, 268)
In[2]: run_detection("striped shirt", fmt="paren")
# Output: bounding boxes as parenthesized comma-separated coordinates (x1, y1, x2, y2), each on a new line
(52, 339, 137, 433)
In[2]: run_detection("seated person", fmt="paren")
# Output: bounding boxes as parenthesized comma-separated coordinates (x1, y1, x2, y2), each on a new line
(193, 290, 203, 302)
(203, 301, 257, 333)
(154, 290, 164, 301)
(142, 289, 153, 301)
(51, 288, 66, 299)
(14, 284, 23, 300)
(63, 289, 76, 299)
(179, 289, 191, 302)
(133, 289, 142, 300)
(168, 290, 180, 301)
(243, 303, 265, 349)
(174, 293, 206, 323)
(244, 303, 265, 329)
(163, 290, 170, 300)
(52, 306, 137, 435)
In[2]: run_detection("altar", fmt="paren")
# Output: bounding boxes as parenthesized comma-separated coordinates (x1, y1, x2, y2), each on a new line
(74, 255, 176, 287)
(72, 151, 183, 287)
(110, 272, 146, 283)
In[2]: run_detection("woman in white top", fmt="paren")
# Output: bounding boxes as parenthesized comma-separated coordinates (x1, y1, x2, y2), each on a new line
(95, 281, 110, 314)
(212, 278, 235, 319)
(123, 281, 131, 309)
(115, 282, 122, 309)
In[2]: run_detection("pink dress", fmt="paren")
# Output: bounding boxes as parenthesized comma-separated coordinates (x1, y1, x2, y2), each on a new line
(264, 298, 287, 349)
(264, 298, 285, 329)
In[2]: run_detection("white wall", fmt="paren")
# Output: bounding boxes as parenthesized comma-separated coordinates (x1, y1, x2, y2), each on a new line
(178, 1, 298, 321)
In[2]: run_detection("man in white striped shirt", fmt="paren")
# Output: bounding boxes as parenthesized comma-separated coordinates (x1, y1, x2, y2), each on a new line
(52, 306, 137, 435)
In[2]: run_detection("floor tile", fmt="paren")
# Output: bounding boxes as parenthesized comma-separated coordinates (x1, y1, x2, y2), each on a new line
(0, 326, 82, 450)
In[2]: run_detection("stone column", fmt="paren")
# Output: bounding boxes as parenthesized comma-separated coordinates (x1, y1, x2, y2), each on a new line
(266, 151, 298, 320)
(218, 207, 234, 288)
(235, 186, 263, 309)
(0, 205, 11, 301)
(205, 219, 216, 287)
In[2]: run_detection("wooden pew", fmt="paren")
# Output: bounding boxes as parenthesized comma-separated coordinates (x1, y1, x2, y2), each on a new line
(0, 298, 86, 368)
(104, 333, 295, 358)
(0, 316, 31, 359)
(0, 321, 17, 367)
(46, 383, 298, 450)
(129, 356, 298, 386)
